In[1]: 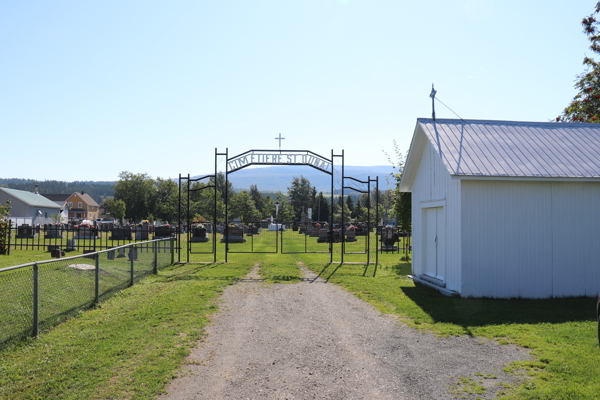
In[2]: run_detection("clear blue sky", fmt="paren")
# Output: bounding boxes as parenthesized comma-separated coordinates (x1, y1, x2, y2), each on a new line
(0, 1, 593, 181)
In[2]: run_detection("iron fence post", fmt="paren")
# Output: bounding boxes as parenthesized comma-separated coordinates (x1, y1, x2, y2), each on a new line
(171, 238, 175, 265)
(130, 246, 134, 287)
(153, 241, 158, 274)
(95, 252, 100, 304)
(32, 263, 39, 337)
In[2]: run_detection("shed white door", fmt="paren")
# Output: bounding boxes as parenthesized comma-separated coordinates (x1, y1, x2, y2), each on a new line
(422, 206, 445, 282)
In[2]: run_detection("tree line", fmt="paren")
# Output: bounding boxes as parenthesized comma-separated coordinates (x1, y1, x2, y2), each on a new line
(104, 171, 397, 227)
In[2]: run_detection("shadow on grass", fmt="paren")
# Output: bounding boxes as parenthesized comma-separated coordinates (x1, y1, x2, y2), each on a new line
(391, 262, 412, 276)
(401, 285, 597, 331)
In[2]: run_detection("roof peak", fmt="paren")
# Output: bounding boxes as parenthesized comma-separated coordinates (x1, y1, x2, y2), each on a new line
(417, 117, 600, 127)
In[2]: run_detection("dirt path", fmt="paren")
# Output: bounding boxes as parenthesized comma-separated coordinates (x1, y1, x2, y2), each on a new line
(161, 264, 530, 399)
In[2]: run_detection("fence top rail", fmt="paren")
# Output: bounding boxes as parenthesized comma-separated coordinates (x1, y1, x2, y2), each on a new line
(0, 238, 175, 273)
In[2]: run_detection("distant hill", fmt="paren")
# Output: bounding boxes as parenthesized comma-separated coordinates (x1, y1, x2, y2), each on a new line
(220, 165, 395, 193)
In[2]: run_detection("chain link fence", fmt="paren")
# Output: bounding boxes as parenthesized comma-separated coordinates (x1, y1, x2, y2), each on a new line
(0, 238, 175, 347)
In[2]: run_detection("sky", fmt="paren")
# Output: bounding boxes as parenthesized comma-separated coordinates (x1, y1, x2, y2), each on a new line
(0, 0, 594, 182)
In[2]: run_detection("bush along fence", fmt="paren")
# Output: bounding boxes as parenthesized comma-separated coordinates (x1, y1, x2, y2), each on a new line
(2, 222, 180, 255)
(0, 219, 10, 255)
(0, 238, 175, 346)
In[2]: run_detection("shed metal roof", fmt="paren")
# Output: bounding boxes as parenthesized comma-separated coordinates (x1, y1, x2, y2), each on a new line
(400, 118, 600, 191)
(424, 118, 600, 177)
(0, 187, 62, 209)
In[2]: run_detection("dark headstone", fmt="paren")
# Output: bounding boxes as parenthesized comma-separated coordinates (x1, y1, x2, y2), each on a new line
(51, 249, 63, 258)
(16, 224, 35, 239)
(154, 226, 172, 239)
(44, 225, 63, 239)
(110, 227, 132, 240)
(220, 227, 245, 243)
(190, 226, 209, 242)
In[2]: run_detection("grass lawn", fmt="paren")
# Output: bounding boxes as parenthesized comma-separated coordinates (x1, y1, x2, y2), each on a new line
(0, 231, 598, 399)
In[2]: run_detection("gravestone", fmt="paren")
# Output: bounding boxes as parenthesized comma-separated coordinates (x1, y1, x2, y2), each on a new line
(117, 247, 126, 258)
(190, 226, 209, 242)
(107, 247, 116, 260)
(310, 225, 320, 237)
(110, 227, 132, 240)
(65, 239, 77, 252)
(346, 228, 357, 242)
(51, 249, 64, 258)
(16, 224, 35, 239)
(47, 244, 60, 252)
(128, 247, 138, 261)
(379, 227, 398, 252)
(135, 226, 149, 240)
(153, 226, 172, 239)
(44, 225, 63, 239)
(355, 223, 369, 236)
(317, 228, 330, 243)
(75, 226, 98, 239)
(220, 227, 245, 243)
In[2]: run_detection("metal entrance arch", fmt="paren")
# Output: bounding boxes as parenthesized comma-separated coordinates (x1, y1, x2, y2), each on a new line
(178, 147, 381, 264)
(220, 148, 336, 262)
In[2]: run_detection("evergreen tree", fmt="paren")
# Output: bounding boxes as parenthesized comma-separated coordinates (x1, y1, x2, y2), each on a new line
(287, 176, 313, 221)
(346, 195, 354, 217)
(559, 2, 600, 122)
(314, 192, 329, 223)
(249, 184, 263, 211)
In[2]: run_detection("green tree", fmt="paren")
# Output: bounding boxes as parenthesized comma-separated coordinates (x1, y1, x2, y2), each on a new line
(353, 197, 361, 219)
(0, 200, 10, 255)
(153, 178, 178, 223)
(114, 172, 155, 222)
(287, 176, 314, 221)
(229, 191, 261, 222)
(346, 196, 354, 217)
(103, 198, 126, 224)
(249, 184, 263, 211)
(384, 140, 411, 231)
(314, 192, 329, 223)
(559, 2, 600, 122)
(333, 202, 352, 225)
(261, 196, 275, 219)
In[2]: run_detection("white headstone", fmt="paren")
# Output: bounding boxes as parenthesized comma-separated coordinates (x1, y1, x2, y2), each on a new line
(307, 208, 312, 219)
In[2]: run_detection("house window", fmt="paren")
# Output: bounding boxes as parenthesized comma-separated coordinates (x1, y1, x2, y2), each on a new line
(68, 202, 72, 209)
(45, 212, 48, 218)
(78, 202, 83, 209)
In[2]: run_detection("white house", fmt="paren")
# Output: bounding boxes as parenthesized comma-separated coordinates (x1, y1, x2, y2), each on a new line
(0, 187, 63, 226)
(400, 118, 600, 299)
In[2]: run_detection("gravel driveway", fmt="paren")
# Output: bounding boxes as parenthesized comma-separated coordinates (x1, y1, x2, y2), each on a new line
(162, 264, 530, 399)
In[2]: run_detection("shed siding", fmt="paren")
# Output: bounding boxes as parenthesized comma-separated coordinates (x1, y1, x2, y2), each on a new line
(461, 180, 600, 298)
(412, 137, 461, 292)
(0, 193, 29, 218)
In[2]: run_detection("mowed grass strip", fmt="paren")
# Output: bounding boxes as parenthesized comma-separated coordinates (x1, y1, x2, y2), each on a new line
(0, 260, 253, 400)
(258, 254, 303, 283)
(301, 258, 600, 400)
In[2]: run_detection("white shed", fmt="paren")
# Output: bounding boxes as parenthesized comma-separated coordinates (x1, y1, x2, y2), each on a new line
(0, 187, 63, 226)
(400, 118, 600, 299)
